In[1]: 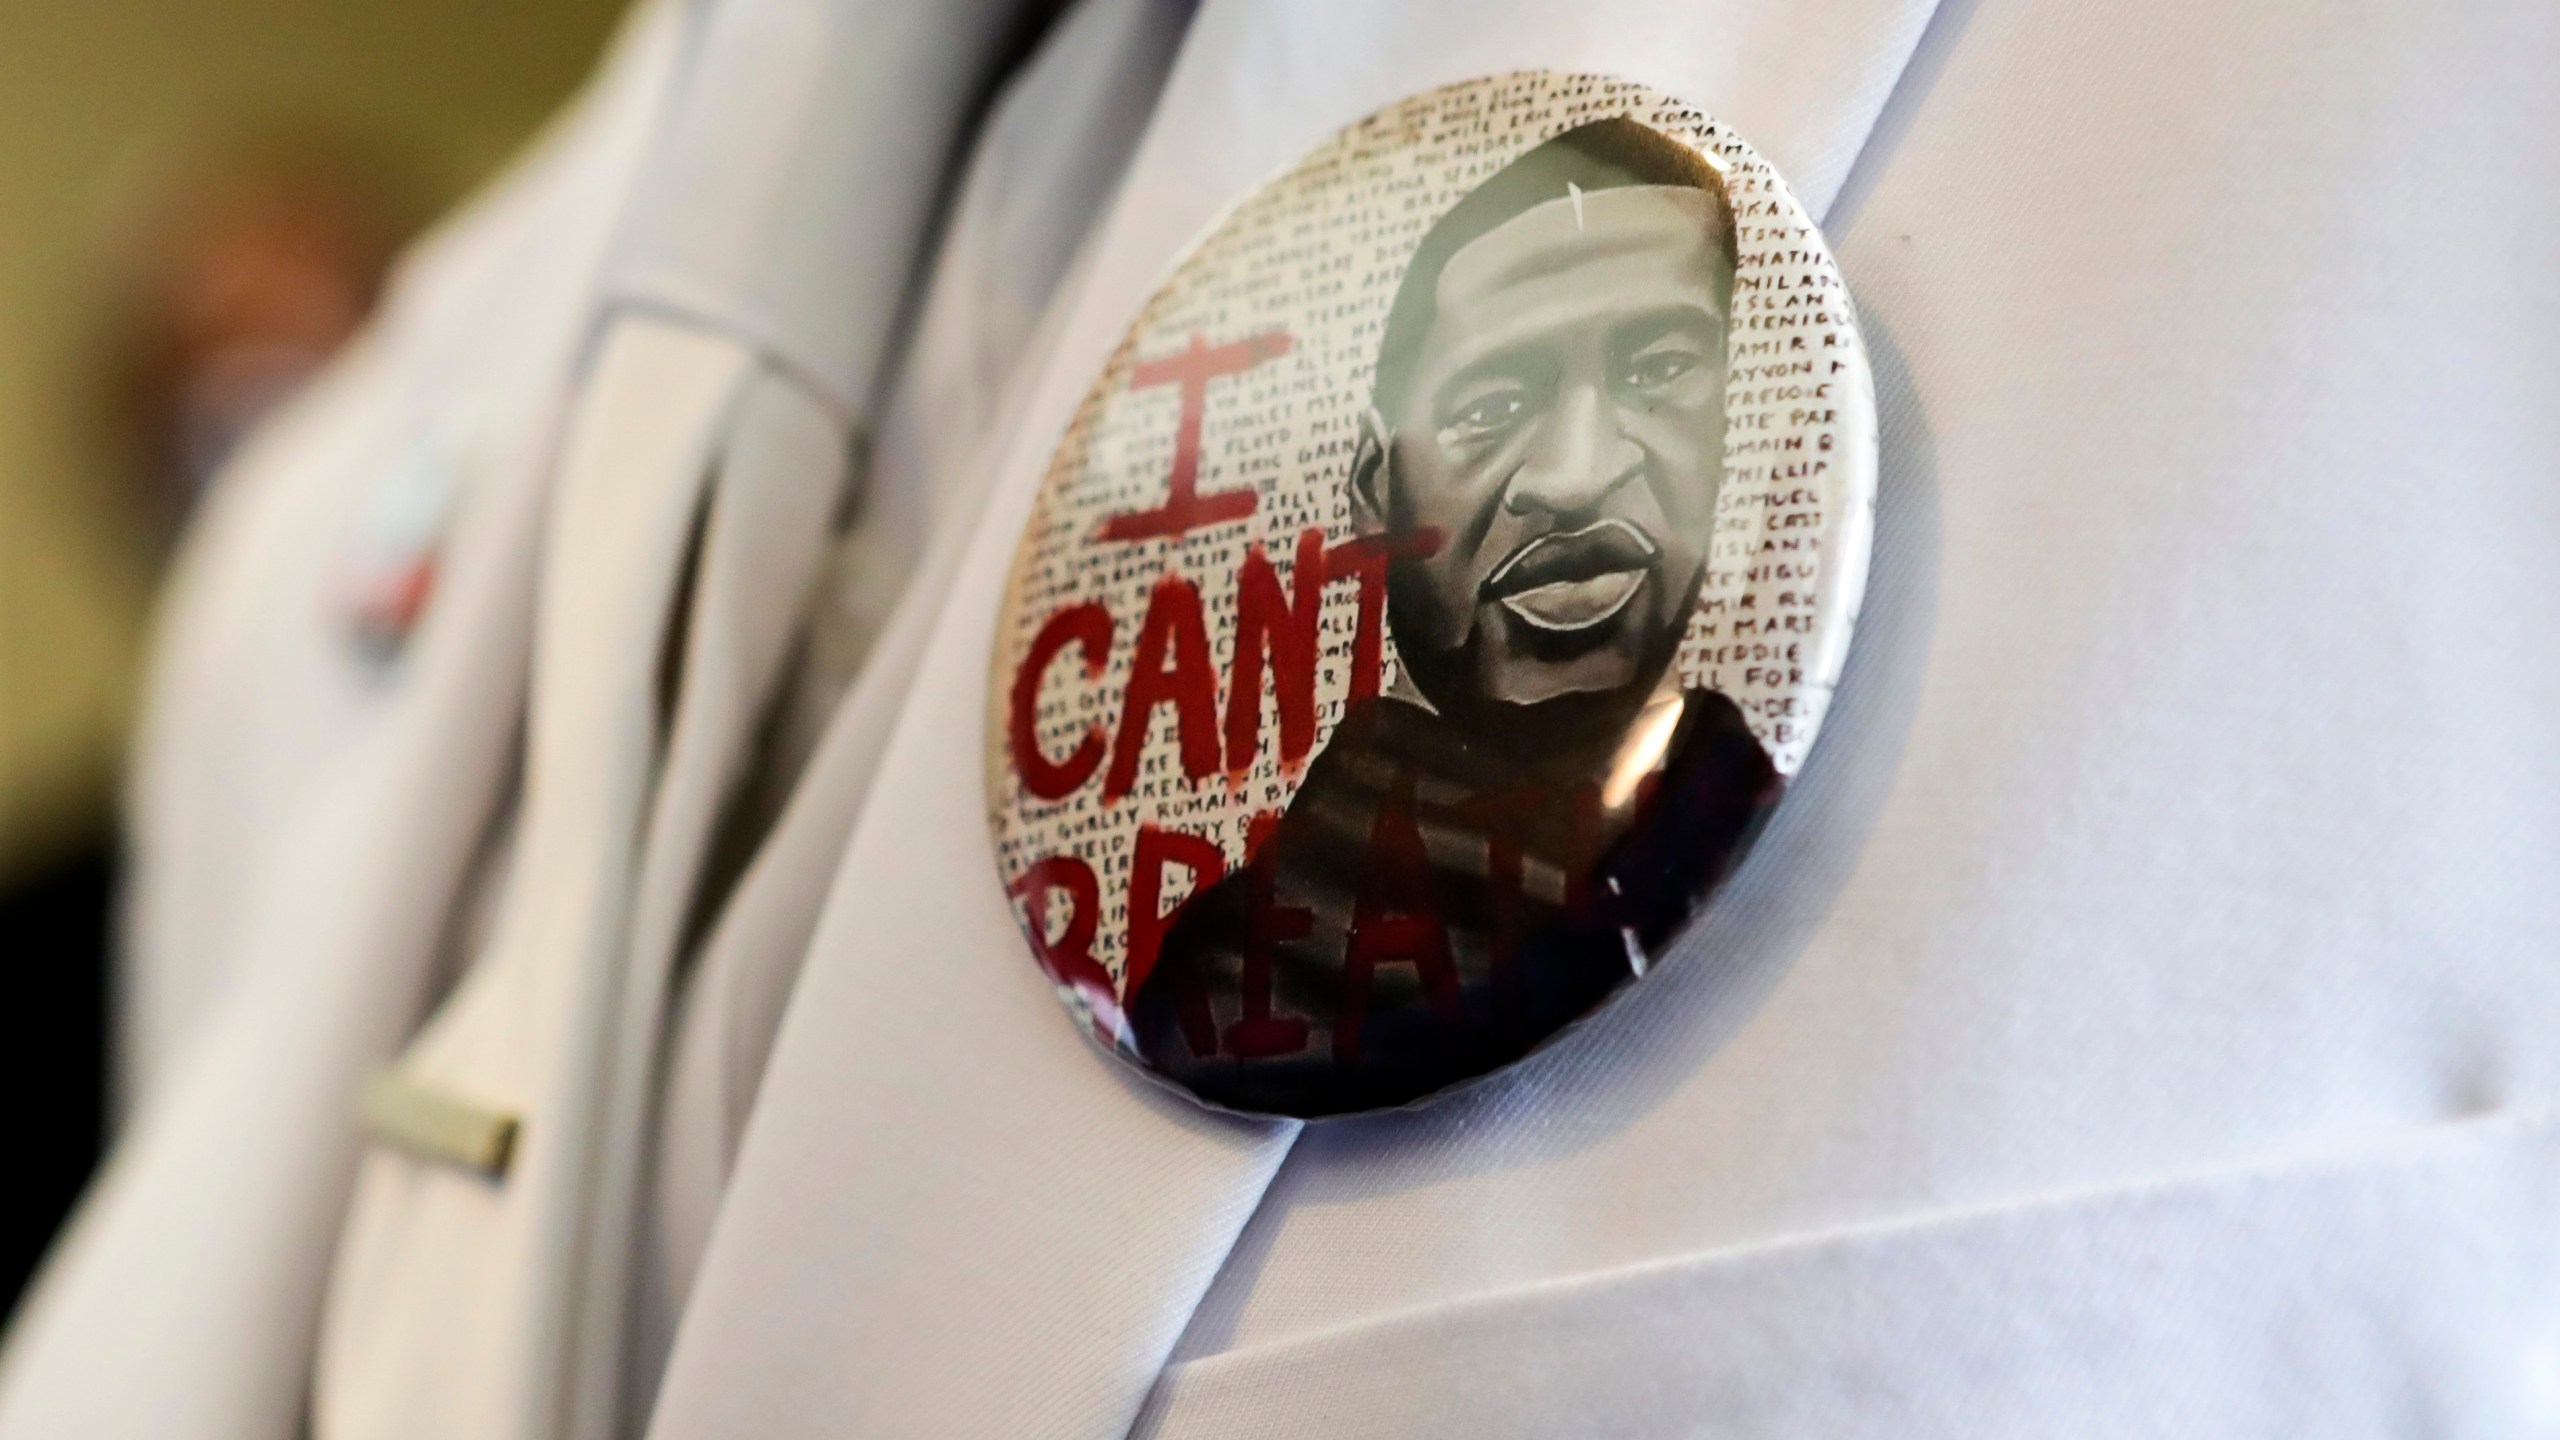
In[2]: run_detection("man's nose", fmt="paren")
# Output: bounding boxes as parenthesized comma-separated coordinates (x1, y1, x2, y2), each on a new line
(1505, 381, 1642, 518)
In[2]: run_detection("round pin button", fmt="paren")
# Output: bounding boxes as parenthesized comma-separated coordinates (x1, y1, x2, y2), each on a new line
(987, 73, 1876, 1117)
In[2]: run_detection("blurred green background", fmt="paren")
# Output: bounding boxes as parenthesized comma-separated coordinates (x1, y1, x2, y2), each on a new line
(0, 0, 629, 1315)
(0, 0, 628, 887)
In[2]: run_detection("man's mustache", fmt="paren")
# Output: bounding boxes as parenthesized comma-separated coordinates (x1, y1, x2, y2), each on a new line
(1480, 519, 1662, 601)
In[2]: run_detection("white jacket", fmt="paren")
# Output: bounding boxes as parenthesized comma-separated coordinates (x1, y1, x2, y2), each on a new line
(643, 0, 2560, 1436)
(50, 0, 2560, 1436)
(27, 3, 1193, 1436)
(0, 6, 696, 1437)
(309, 0, 1050, 1436)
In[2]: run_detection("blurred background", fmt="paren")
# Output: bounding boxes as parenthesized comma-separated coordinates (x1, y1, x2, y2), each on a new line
(0, 0, 628, 1315)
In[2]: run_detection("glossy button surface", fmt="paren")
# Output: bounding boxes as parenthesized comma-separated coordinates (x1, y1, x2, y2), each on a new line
(987, 73, 1876, 1117)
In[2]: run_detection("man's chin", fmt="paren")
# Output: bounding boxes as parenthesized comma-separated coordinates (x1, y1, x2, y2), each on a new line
(1472, 605, 1651, 705)
(1463, 684, 1662, 771)
(1479, 656, 1644, 710)
(1411, 635, 1657, 761)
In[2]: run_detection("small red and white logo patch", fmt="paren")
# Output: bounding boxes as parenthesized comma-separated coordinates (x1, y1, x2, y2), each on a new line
(344, 431, 464, 666)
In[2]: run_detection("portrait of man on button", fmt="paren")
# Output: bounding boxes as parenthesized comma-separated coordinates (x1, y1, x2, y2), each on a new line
(1127, 116, 1781, 1115)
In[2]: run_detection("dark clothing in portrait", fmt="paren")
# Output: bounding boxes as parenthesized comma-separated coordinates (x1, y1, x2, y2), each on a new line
(1127, 688, 1779, 1116)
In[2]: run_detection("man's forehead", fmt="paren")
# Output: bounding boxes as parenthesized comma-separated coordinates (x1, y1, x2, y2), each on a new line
(1435, 185, 1725, 320)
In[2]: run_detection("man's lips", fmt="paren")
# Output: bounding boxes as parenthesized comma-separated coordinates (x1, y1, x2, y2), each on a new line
(1482, 520, 1660, 633)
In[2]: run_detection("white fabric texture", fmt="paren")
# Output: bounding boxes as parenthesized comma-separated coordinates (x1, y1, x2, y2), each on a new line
(636, 0, 1196, 1374)
(756, 0, 1196, 788)
(57, 0, 2560, 1432)
(647, 0, 1938, 1431)
(0, 10, 691, 1438)
(313, 318, 758, 1440)
(1164, 0, 2560, 1376)
(1140, 1109, 2560, 1438)
(113, 0, 693, 1115)
(582, 369, 845, 1436)
(604, 0, 1031, 419)
(652, 0, 2560, 1434)
(313, 2, 1048, 1436)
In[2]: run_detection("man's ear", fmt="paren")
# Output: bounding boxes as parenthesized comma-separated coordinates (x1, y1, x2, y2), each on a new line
(1349, 407, 1393, 538)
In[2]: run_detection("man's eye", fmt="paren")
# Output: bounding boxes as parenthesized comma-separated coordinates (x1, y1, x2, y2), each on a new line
(1447, 390, 1527, 434)
(1624, 349, 1701, 389)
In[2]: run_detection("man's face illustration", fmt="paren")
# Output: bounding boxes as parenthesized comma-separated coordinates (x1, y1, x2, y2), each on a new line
(1368, 184, 1728, 716)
